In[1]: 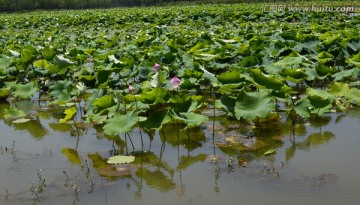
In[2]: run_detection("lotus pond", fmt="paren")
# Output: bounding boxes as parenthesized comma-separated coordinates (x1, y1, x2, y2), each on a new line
(1, 2, 360, 205)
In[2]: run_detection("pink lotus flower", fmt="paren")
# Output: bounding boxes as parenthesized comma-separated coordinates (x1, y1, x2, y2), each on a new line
(128, 85, 136, 94)
(170, 76, 181, 89)
(153, 63, 160, 72)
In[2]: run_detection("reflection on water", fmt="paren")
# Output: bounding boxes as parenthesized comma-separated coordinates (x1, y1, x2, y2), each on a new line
(0, 100, 359, 205)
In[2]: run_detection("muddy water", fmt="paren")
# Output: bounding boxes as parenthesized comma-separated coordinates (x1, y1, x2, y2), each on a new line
(0, 101, 359, 205)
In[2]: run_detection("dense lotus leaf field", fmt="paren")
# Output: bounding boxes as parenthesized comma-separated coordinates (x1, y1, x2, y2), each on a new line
(0, 3, 359, 136)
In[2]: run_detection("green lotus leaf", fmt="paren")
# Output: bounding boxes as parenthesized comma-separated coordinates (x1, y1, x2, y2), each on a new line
(345, 88, 360, 105)
(140, 109, 171, 131)
(103, 111, 138, 136)
(175, 112, 208, 128)
(13, 82, 37, 99)
(217, 70, 244, 84)
(346, 52, 360, 67)
(217, 94, 237, 116)
(332, 68, 360, 81)
(274, 56, 303, 67)
(293, 98, 311, 118)
(62, 148, 81, 165)
(93, 95, 115, 109)
(3, 106, 26, 119)
(59, 106, 77, 123)
(251, 68, 284, 90)
(0, 54, 12, 69)
(316, 51, 334, 64)
(107, 155, 135, 164)
(307, 88, 336, 102)
(328, 82, 350, 97)
(141, 88, 170, 105)
(234, 90, 276, 122)
(16, 45, 37, 70)
(33, 59, 50, 68)
(54, 55, 74, 68)
(12, 118, 31, 124)
(315, 64, 336, 77)
(49, 80, 72, 97)
(0, 87, 11, 99)
(279, 68, 307, 83)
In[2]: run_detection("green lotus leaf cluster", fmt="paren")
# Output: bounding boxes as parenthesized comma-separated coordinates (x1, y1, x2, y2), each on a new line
(0, 3, 359, 133)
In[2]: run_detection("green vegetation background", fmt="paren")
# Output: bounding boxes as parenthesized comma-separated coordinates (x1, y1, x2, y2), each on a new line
(0, 0, 357, 12)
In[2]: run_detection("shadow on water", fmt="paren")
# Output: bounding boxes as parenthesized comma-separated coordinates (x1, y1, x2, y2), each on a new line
(1, 100, 359, 205)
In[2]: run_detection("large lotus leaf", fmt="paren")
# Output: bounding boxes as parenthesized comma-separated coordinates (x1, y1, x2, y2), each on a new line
(346, 52, 360, 67)
(49, 80, 72, 97)
(332, 68, 360, 81)
(139, 109, 171, 131)
(59, 106, 77, 123)
(316, 51, 334, 64)
(345, 88, 360, 105)
(13, 82, 37, 99)
(274, 57, 303, 67)
(16, 45, 37, 70)
(175, 112, 208, 128)
(327, 82, 350, 97)
(251, 68, 284, 90)
(93, 95, 115, 109)
(107, 155, 135, 164)
(176, 154, 207, 171)
(103, 111, 138, 136)
(3, 106, 26, 119)
(293, 98, 311, 118)
(217, 70, 244, 84)
(235, 90, 275, 122)
(0, 54, 12, 69)
(216, 94, 237, 116)
(136, 168, 175, 192)
(33, 59, 50, 68)
(279, 68, 307, 83)
(141, 88, 170, 105)
(315, 64, 336, 77)
(62, 148, 81, 164)
(53, 55, 74, 68)
(307, 88, 336, 102)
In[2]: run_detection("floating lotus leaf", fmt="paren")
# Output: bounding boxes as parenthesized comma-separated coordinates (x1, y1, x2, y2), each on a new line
(217, 136, 267, 151)
(107, 155, 135, 164)
(264, 148, 277, 156)
(234, 90, 276, 122)
(13, 82, 37, 99)
(103, 111, 138, 136)
(12, 118, 31, 124)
